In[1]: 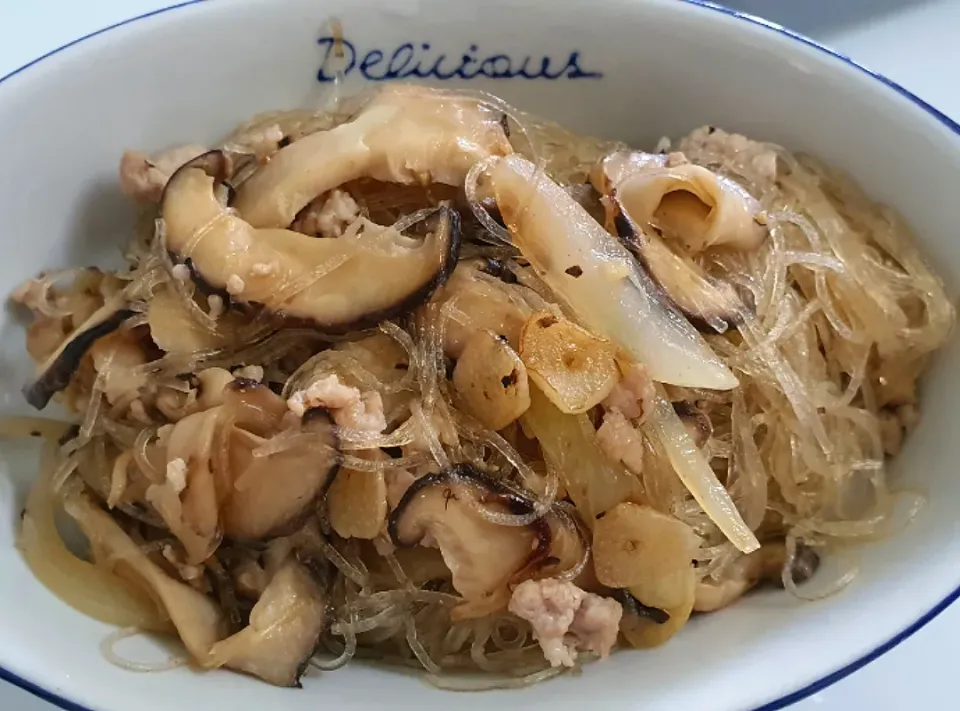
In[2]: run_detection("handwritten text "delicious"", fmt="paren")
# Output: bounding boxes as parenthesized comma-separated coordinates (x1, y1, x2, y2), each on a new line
(316, 37, 603, 82)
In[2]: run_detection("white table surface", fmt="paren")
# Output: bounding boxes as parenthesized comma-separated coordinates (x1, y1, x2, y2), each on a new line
(1, 1, 958, 709)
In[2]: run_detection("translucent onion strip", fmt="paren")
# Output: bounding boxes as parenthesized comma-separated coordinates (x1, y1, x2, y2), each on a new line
(646, 387, 759, 554)
(17, 444, 168, 630)
(728, 390, 768, 531)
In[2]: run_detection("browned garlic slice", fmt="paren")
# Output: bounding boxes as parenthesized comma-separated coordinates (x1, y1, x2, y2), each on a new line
(519, 311, 620, 414)
(452, 328, 531, 430)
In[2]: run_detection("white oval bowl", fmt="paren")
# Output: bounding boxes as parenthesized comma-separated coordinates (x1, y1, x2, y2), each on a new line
(0, 1, 957, 710)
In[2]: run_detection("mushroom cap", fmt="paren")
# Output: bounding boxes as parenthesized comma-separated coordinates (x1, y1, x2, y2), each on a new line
(387, 464, 554, 617)
(161, 152, 461, 331)
(596, 150, 768, 253)
(233, 84, 512, 229)
(613, 212, 744, 334)
(205, 559, 329, 687)
(218, 381, 341, 541)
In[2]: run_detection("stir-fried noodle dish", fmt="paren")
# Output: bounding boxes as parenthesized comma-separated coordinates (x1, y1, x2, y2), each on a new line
(9, 84, 954, 688)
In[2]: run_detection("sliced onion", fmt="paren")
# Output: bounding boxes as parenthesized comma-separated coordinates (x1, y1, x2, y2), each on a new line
(522, 387, 642, 524)
(17, 444, 169, 630)
(645, 387, 760, 553)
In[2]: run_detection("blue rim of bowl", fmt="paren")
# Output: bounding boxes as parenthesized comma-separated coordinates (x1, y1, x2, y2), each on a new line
(0, 0, 958, 709)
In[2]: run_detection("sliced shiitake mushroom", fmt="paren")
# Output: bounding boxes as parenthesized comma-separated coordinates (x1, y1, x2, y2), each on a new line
(783, 540, 821, 586)
(613, 585, 688, 650)
(611, 588, 670, 625)
(219, 382, 340, 541)
(282, 332, 413, 429)
(151, 406, 227, 563)
(538, 503, 594, 589)
(613, 213, 742, 333)
(23, 297, 134, 409)
(64, 488, 229, 659)
(519, 310, 620, 414)
(596, 150, 768, 253)
(233, 84, 512, 229)
(619, 583, 695, 650)
(387, 464, 551, 619)
(146, 288, 231, 355)
(145, 378, 341, 558)
(161, 151, 460, 332)
(364, 542, 453, 589)
(206, 558, 329, 687)
(478, 257, 518, 284)
(75, 437, 166, 529)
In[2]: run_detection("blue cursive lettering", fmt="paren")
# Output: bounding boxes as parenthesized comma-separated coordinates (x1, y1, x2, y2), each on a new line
(317, 37, 603, 82)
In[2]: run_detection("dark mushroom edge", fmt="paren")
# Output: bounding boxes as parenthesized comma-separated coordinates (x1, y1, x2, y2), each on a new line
(331, 205, 462, 334)
(611, 588, 670, 625)
(387, 463, 553, 581)
(672, 400, 714, 450)
(23, 302, 135, 410)
(220, 379, 341, 542)
(613, 211, 744, 333)
(218, 557, 330, 688)
(479, 257, 519, 284)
